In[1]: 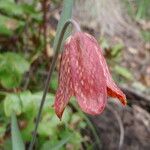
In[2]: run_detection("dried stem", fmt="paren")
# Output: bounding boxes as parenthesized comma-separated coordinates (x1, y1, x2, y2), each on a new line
(28, 19, 81, 150)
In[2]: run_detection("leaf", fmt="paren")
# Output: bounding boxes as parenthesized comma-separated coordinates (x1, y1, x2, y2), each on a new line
(114, 65, 133, 80)
(38, 106, 71, 137)
(0, 1, 23, 16)
(0, 125, 6, 138)
(3, 139, 12, 150)
(50, 71, 58, 91)
(4, 94, 22, 117)
(53, 0, 74, 51)
(51, 136, 71, 150)
(41, 136, 71, 150)
(60, 129, 82, 150)
(4, 91, 55, 117)
(0, 52, 30, 88)
(0, 24, 13, 36)
(19, 91, 35, 113)
(111, 43, 124, 57)
(11, 112, 25, 150)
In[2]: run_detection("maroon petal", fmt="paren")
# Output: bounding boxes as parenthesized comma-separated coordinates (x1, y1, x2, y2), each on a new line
(104, 64, 127, 105)
(89, 35, 127, 105)
(65, 33, 107, 115)
(54, 45, 74, 119)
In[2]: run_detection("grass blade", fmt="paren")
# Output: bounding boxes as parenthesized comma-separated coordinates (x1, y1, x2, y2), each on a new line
(11, 112, 25, 150)
(53, 0, 74, 51)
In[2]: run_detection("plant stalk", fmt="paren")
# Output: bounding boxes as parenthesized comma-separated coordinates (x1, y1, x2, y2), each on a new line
(28, 19, 80, 150)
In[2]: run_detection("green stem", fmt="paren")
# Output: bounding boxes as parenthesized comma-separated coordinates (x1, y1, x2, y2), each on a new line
(28, 19, 80, 150)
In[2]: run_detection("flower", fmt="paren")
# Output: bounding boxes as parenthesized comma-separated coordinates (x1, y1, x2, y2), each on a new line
(54, 32, 126, 119)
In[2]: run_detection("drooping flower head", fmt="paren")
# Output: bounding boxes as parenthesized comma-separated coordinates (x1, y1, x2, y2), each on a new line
(54, 32, 126, 119)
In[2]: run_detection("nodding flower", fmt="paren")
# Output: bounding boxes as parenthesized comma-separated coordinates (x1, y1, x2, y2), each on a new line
(54, 32, 127, 119)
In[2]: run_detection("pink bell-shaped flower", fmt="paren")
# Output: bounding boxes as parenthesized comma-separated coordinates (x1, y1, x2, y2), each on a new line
(54, 32, 126, 119)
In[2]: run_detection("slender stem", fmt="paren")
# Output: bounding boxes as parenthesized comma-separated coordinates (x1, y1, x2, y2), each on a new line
(107, 105, 124, 150)
(28, 19, 80, 150)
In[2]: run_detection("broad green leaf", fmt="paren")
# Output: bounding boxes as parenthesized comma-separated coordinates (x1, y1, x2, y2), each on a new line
(21, 3, 42, 22)
(0, 72, 22, 89)
(4, 94, 22, 116)
(53, 0, 74, 51)
(11, 112, 25, 150)
(4, 91, 55, 117)
(0, 1, 23, 16)
(19, 91, 35, 113)
(0, 52, 30, 88)
(0, 24, 13, 36)
(38, 106, 71, 137)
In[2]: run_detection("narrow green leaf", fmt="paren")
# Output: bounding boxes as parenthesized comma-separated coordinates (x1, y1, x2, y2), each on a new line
(51, 136, 71, 150)
(11, 112, 25, 150)
(114, 65, 133, 80)
(41, 136, 71, 150)
(53, 0, 74, 51)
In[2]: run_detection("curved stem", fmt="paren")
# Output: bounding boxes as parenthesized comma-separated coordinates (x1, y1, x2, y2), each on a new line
(28, 19, 80, 150)
(107, 105, 124, 150)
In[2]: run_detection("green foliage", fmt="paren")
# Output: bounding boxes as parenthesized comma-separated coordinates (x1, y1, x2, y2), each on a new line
(4, 94, 22, 116)
(50, 71, 58, 91)
(1, 91, 84, 149)
(125, 0, 150, 21)
(0, 0, 42, 21)
(135, 0, 150, 20)
(4, 91, 53, 117)
(11, 112, 25, 150)
(0, 52, 30, 88)
(0, 15, 13, 36)
(114, 65, 133, 80)
(141, 31, 150, 42)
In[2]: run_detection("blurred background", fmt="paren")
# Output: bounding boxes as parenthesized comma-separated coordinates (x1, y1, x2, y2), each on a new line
(0, 0, 149, 149)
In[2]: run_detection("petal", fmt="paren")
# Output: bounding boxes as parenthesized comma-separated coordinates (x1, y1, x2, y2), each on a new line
(65, 32, 107, 115)
(90, 37, 127, 105)
(101, 55, 127, 105)
(54, 45, 74, 119)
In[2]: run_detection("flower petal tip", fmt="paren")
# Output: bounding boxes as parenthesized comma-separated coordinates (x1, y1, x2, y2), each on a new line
(117, 94, 127, 106)
(122, 98, 127, 106)
(54, 107, 63, 120)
